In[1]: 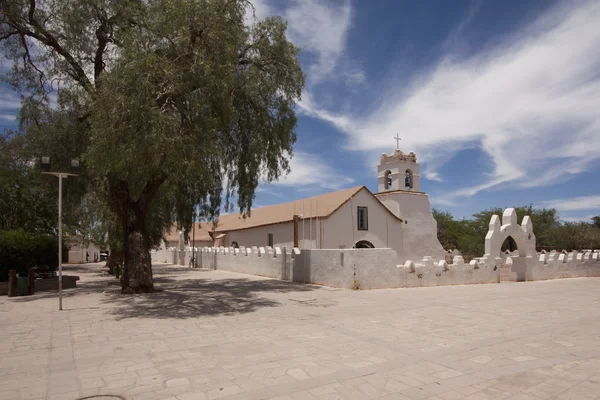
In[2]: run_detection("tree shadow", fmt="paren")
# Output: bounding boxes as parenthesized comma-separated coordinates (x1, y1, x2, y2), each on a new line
(101, 271, 318, 320)
(9, 264, 320, 319)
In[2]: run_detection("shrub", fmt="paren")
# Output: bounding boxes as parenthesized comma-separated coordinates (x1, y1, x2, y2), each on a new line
(0, 230, 68, 281)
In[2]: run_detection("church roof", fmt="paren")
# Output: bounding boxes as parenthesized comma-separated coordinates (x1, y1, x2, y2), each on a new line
(164, 224, 213, 243)
(166, 185, 401, 239)
(212, 185, 365, 232)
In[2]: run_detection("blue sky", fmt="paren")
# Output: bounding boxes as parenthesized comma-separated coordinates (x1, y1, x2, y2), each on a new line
(2, 0, 600, 222)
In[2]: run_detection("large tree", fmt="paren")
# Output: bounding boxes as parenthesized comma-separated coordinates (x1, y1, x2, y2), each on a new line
(1, 0, 304, 292)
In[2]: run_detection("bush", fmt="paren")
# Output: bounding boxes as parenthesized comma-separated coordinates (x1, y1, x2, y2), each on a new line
(0, 230, 68, 281)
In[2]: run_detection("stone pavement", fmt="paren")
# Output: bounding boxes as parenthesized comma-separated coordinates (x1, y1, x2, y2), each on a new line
(1, 264, 600, 400)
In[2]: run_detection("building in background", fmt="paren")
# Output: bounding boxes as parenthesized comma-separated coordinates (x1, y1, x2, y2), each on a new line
(165, 147, 444, 262)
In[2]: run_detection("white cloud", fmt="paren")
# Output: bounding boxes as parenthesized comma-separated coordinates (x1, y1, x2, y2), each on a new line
(0, 91, 21, 123)
(540, 195, 600, 212)
(283, 0, 352, 84)
(0, 93, 22, 111)
(244, 0, 272, 24)
(300, 0, 600, 201)
(0, 114, 17, 121)
(245, 0, 354, 85)
(269, 151, 354, 190)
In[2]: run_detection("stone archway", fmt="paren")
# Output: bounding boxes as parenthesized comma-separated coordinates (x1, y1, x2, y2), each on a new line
(484, 208, 536, 281)
(354, 240, 375, 249)
(484, 208, 536, 258)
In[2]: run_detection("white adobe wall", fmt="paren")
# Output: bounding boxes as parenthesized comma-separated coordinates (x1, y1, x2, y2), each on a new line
(196, 246, 295, 280)
(225, 220, 321, 250)
(528, 251, 600, 281)
(376, 191, 444, 262)
(322, 189, 404, 253)
(68, 243, 101, 264)
(293, 249, 498, 289)
(224, 221, 297, 248)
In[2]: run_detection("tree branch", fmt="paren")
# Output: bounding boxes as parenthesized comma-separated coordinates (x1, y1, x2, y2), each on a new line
(137, 174, 167, 213)
(23, 0, 94, 93)
(19, 33, 46, 90)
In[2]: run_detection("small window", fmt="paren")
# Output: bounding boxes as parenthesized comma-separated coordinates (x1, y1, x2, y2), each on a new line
(231, 241, 239, 249)
(357, 207, 368, 230)
(268, 233, 274, 247)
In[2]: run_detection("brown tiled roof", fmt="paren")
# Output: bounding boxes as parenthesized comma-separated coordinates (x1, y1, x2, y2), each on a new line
(166, 185, 401, 237)
(212, 186, 365, 232)
(164, 223, 213, 243)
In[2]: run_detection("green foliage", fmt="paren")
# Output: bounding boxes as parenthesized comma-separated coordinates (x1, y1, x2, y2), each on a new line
(0, 165, 57, 234)
(0, 230, 67, 282)
(434, 207, 600, 260)
(1, 0, 305, 291)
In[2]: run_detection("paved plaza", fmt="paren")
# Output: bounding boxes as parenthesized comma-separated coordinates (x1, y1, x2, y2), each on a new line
(1, 264, 600, 400)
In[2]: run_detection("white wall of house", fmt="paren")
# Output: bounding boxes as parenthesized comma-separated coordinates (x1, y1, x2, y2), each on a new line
(377, 191, 444, 262)
(321, 188, 404, 254)
(223, 220, 322, 250)
(225, 222, 296, 249)
(68, 243, 102, 264)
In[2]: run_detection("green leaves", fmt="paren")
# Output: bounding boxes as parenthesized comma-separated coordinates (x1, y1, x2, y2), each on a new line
(434, 206, 600, 259)
(2, 1, 304, 285)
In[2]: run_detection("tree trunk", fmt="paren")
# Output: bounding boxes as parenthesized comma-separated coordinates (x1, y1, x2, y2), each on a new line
(105, 248, 123, 275)
(109, 177, 165, 294)
(122, 227, 153, 293)
(120, 205, 154, 293)
(109, 178, 162, 293)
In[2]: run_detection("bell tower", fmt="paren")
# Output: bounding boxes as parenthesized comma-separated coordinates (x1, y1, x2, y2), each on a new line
(377, 150, 421, 192)
(374, 141, 444, 263)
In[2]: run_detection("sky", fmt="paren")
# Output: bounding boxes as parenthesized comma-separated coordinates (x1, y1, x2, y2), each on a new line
(2, 0, 600, 222)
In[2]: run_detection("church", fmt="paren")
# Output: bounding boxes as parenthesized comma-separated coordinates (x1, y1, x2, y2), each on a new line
(166, 146, 445, 262)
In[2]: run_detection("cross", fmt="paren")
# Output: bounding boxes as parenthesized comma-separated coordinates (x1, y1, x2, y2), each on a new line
(394, 134, 401, 150)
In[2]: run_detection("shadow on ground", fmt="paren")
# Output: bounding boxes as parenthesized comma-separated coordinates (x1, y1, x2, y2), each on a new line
(11, 263, 318, 319)
(102, 270, 317, 320)
(9, 263, 120, 303)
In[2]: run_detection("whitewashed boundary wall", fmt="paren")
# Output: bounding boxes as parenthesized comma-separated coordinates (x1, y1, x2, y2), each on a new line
(150, 248, 171, 264)
(196, 246, 295, 280)
(292, 249, 498, 289)
(148, 207, 598, 289)
(479, 208, 600, 282)
(527, 251, 600, 281)
(151, 248, 178, 264)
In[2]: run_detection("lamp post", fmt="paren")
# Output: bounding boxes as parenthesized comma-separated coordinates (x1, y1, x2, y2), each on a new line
(41, 157, 79, 311)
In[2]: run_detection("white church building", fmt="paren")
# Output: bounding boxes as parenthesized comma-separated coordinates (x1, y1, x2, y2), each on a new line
(166, 147, 444, 262)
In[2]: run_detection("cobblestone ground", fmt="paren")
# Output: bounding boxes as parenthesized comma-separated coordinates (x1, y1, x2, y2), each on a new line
(1, 263, 600, 400)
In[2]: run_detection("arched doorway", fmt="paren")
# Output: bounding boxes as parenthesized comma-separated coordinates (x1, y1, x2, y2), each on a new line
(501, 236, 518, 255)
(231, 241, 239, 249)
(484, 209, 536, 282)
(499, 236, 518, 281)
(354, 240, 374, 249)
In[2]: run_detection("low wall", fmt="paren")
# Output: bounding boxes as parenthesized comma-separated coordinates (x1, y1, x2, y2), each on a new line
(528, 251, 600, 281)
(293, 249, 498, 289)
(155, 247, 598, 290)
(151, 248, 176, 264)
(0, 276, 79, 296)
(196, 246, 294, 280)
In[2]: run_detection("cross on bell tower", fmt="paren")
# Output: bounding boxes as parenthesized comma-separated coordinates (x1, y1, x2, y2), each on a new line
(394, 134, 401, 150)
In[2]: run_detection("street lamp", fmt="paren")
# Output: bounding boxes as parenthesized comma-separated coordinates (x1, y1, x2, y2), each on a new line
(40, 157, 80, 311)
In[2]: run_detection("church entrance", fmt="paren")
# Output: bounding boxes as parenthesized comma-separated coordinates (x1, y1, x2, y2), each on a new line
(354, 240, 374, 249)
